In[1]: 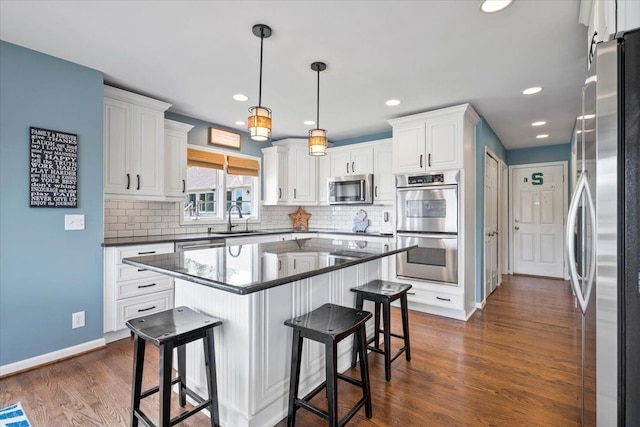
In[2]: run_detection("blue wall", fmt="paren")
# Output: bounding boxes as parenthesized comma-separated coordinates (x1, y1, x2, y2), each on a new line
(0, 42, 104, 366)
(165, 112, 265, 159)
(507, 143, 571, 166)
(475, 118, 508, 303)
(331, 131, 392, 146)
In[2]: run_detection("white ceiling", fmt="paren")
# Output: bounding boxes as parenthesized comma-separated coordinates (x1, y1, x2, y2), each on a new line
(0, 0, 587, 150)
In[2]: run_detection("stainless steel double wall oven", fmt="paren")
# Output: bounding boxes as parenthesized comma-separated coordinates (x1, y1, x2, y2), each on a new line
(396, 171, 459, 285)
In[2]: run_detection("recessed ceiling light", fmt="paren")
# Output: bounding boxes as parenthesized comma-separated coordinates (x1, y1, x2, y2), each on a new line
(304, 120, 316, 126)
(577, 114, 595, 120)
(536, 134, 549, 139)
(235, 121, 246, 125)
(233, 94, 248, 101)
(385, 99, 401, 106)
(531, 121, 546, 126)
(522, 86, 543, 95)
(480, 0, 513, 13)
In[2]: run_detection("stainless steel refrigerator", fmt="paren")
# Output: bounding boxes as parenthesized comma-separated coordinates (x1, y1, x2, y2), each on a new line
(567, 29, 640, 426)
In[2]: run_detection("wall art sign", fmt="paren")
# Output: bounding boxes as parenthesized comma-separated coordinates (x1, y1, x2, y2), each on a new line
(209, 126, 241, 149)
(29, 127, 78, 208)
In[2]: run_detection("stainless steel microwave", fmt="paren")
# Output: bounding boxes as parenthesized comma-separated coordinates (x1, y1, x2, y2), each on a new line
(328, 174, 373, 205)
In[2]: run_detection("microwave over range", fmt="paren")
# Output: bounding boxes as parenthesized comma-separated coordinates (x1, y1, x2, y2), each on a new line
(328, 174, 373, 205)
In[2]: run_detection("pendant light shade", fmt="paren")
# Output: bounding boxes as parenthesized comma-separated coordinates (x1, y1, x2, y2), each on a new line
(248, 24, 272, 142)
(309, 61, 327, 156)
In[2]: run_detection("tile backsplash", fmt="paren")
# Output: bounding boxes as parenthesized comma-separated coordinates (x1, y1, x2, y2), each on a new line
(104, 199, 394, 239)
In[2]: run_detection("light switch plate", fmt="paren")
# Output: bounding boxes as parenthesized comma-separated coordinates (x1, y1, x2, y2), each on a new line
(65, 214, 85, 230)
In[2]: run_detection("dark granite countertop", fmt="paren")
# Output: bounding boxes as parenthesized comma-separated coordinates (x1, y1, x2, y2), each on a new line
(122, 237, 413, 295)
(102, 229, 394, 247)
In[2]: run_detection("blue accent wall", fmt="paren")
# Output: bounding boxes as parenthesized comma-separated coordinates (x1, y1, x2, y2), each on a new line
(475, 118, 508, 303)
(165, 112, 265, 159)
(331, 131, 392, 146)
(507, 143, 571, 165)
(0, 42, 104, 366)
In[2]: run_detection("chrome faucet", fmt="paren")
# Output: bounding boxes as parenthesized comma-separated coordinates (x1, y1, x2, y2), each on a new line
(227, 204, 243, 232)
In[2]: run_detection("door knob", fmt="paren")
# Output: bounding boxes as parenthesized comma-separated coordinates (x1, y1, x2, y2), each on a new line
(514, 226, 520, 231)
(514, 219, 520, 223)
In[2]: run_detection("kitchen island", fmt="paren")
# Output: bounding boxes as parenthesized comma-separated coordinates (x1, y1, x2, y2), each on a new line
(123, 237, 412, 427)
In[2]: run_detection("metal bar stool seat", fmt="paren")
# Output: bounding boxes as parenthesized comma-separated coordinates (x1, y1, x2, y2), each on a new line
(350, 279, 412, 381)
(284, 303, 373, 427)
(126, 306, 222, 427)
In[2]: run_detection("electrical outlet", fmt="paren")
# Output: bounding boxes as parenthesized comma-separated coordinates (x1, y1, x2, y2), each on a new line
(72, 311, 85, 329)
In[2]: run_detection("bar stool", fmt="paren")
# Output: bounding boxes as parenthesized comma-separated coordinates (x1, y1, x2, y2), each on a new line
(126, 306, 222, 427)
(285, 303, 373, 427)
(350, 280, 412, 381)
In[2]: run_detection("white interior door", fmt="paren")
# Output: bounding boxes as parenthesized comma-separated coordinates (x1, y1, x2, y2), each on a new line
(484, 153, 499, 299)
(512, 163, 565, 278)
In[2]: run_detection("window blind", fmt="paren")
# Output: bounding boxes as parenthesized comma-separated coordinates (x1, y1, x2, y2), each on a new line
(227, 155, 260, 177)
(187, 148, 225, 170)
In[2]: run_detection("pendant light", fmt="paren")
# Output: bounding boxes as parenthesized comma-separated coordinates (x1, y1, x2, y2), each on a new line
(248, 24, 272, 142)
(308, 61, 327, 156)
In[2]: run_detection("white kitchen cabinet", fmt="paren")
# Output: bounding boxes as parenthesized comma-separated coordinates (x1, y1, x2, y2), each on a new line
(263, 139, 317, 205)
(104, 242, 175, 342)
(389, 104, 478, 174)
(261, 146, 288, 205)
(288, 142, 317, 204)
(372, 140, 394, 204)
(103, 86, 171, 199)
(164, 119, 194, 200)
(317, 154, 331, 205)
(329, 146, 373, 177)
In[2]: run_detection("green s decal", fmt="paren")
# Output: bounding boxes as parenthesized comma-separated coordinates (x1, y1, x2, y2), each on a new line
(531, 172, 544, 185)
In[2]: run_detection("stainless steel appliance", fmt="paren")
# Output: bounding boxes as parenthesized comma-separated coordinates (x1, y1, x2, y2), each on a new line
(566, 31, 640, 426)
(396, 171, 459, 285)
(328, 174, 373, 205)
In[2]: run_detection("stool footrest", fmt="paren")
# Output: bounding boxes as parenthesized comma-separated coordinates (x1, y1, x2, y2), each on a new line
(294, 396, 367, 427)
(140, 376, 182, 399)
(170, 399, 213, 426)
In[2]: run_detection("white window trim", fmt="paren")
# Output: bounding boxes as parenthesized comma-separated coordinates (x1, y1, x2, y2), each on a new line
(179, 145, 261, 226)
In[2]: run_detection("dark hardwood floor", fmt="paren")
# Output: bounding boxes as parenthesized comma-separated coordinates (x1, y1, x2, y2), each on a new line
(0, 275, 581, 426)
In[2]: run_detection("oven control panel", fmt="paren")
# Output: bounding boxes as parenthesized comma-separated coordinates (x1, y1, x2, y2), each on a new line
(408, 174, 445, 185)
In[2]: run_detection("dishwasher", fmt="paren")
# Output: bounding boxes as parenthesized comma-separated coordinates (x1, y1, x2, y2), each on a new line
(175, 238, 225, 251)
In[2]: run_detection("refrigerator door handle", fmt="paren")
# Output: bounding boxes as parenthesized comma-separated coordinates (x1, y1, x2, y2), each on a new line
(565, 171, 597, 314)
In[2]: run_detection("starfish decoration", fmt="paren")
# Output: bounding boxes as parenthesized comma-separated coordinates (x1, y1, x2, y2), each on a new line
(288, 206, 312, 231)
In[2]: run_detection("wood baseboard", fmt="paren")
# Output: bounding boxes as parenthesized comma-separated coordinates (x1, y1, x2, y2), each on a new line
(0, 338, 106, 378)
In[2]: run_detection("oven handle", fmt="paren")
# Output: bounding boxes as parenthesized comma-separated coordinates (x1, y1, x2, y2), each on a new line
(397, 232, 458, 239)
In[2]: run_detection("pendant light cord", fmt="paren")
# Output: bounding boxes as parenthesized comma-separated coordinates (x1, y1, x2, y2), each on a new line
(316, 68, 320, 129)
(258, 28, 264, 107)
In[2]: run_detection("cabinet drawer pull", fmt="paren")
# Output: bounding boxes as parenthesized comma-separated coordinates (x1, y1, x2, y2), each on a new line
(138, 251, 156, 255)
(346, 163, 349, 174)
(138, 283, 156, 289)
(428, 153, 432, 167)
(137, 305, 156, 312)
(136, 174, 141, 190)
(137, 268, 147, 272)
(375, 186, 378, 198)
(351, 161, 355, 173)
(278, 260, 282, 271)
(279, 188, 282, 198)
(294, 188, 297, 199)
(419, 155, 423, 168)
(436, 296, 451, 302)
(126, 173, 131, 190)
(407, 292, 416, 295)
(182, 179, 186, 193)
